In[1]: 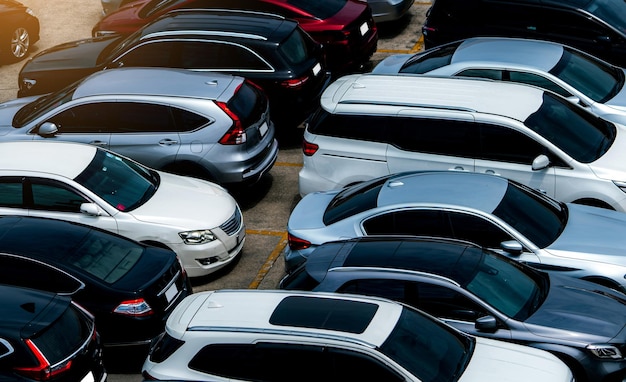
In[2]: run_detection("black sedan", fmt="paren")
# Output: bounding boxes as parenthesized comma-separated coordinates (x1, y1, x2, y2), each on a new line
(280, 236, 626, 382)
(0, 215, 193, 349)
(0, 0, 39, 63)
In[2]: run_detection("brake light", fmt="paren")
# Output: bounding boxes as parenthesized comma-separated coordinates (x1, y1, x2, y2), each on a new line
(114, 298, 153, 316)
(217, 100, 247, 145)
(288, 233, 311, 250)
(15, 339, 72, 381)
(302, 138, 318, 156)
(280, 75, 310, 89)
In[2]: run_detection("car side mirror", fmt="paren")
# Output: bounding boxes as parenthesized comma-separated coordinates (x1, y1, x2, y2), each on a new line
(500, 240, 523, 255)
(475, 315, 498, 332)
(37, 122, 58, 137)
(531, 154, 550, 171)
(80, 203, 102, 216)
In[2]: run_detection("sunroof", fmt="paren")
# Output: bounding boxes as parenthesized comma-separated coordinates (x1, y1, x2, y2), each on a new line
(269, 296, 378, 334)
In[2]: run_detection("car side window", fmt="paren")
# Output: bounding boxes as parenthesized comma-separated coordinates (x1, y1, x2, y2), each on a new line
(0, 255, 82, 294)
(446, 211, 513, 248)
(338, 279, 420, 307)
(116, 41, 175, 67)
(0, 177, 23, 208)
(456, 68, 503, 80)
(392, 117, 479, 157)
(478, 123, 547, 165)
(28, 178, 89, 213)
(418, 283, 488, 321)
(179, 41, 271, 71)
(507, 71, 572, 97)
(48, 103, 117, 133)
(363, 209, 453, 238)
(108, 102, 176, 133)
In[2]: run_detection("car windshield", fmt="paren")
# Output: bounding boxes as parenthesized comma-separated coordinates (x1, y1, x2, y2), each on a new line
(279, 28, 316, 66)
(550, 47, 624, 103)
(104, 29, 143, 63)
(524, 92, 616, 163)
(379, 307, 473, 382)
(323, 175, 394, 225)
(287, 0, 346, 19)
(399, 41, 461, 74)
(585, 0, 626, 33)
(492, 181, 568, 249)
(13, 84, 78, 127)
(74, 149, 158, 212)
(464, 252, 548, 320)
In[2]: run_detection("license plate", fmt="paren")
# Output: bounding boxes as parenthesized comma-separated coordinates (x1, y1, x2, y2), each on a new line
(259, 122, 268, 137)
(312, 62, 321, 76)
(81, 372, 95, 382)
(165, 282, 178, 303)
(360, 22, 369, 36)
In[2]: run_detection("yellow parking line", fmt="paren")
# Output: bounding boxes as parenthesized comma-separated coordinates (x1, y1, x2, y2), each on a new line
(248, 231, 288, 289)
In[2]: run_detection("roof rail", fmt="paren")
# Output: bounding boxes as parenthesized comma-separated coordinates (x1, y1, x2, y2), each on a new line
(336, 100, 476, 113)
(142, 30, 267, 41)
(165, 8, 286, 20)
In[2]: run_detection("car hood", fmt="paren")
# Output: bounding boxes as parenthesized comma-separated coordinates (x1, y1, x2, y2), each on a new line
(525, 274, 626, 341)
(459, 337, 572, 382)
(129, 172, 237, 229)
(93, 0, 151, 34)
(546, 203, 626, 263)
(588, 126, 626, 181)
(0, 96, 36, 130)
(371, 54, 412, 74)
(19, 35, 122, 74)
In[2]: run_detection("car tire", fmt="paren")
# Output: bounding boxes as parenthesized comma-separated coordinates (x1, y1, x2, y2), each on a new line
(3, 25, 31, 63)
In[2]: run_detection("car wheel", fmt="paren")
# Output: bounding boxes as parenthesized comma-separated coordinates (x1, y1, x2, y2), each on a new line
(4, 26, 31, 63)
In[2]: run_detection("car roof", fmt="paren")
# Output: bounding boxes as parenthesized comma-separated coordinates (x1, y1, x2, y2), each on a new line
(322, 73, 545, 122)
(141, 9, 297, 43)
(450, 37, 565, 71)
(167, 289, 402, 347)
(374, 171, 508, 213)
(0, 141, 97, 179)
(73, 67, 240, 100)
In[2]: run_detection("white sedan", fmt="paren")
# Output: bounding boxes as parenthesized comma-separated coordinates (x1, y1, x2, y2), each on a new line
(0, 140, 245, 278)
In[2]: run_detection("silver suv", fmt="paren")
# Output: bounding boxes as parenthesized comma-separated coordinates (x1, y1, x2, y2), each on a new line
(0, 67, 278, 187)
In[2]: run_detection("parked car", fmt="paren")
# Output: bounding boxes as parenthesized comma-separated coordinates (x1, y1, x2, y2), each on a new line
(18, 9, 330, 129)
(299, 73, 626, 212)
(372, 37, 626, 125)
(285, 170, 626, 294)
(0, 284, 107, 381)
(421, 0, 626, 67)
(91, 0, 379, 74)
(101, 0, 136, 15)
(281, 235, 626, 382)
(0, 0, 39, 63)
(2, 67, 278, 187)
(0, 140, 246, 278)
(0, 215, 193, 348)
(141, 289, 574, 382)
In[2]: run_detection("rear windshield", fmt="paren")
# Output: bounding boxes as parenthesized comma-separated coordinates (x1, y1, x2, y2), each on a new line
(323, 176, 392, 226)
(31, 303, 91, 365)
(399, 41, 462, 74)
(280, 264, 321, 290)
(279, 28, 315, 66)
(228, 81, 267, 128)
(287, 0, 346, 19)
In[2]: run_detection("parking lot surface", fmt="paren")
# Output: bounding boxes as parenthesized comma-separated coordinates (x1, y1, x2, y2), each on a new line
(0, 1, 429, 380)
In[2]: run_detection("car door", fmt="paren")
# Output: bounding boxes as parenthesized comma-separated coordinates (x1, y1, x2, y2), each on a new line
(106, 101, 181, 169)
(386, 113, 477, 174)
(474, 122, 557, 197)
(32, 102, 112, 148)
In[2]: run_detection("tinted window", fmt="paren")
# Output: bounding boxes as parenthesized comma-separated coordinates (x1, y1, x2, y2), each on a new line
(392, 117, 479, 157)
(109, 102, 176, 133)
(179, 42, 270, 70)
(287, 0, 346, 19)
(323, 176, 390, 225)
(339, 279, 420, 307)
(400, 42, 461, 74)
(417, 283, 487, 321)
(228, 81, 267, 128)
(279, 29, 314, 66)
(117, 41, 175, 67)
(507, 71, 571, 97)
(171, 107, 211, 132)
(307, 109, 388, 142)
(585, 0, 626, 33)
(0, 255, 82, 294)
(363, 209, 453, 238)
(524, 92, 615, 163)
(32, 303, 91, 365)
(30, 179, 89, 213)
(456, 68, 503, 80)
(279, 264, 321, 290)
(447, 211, 513, 247)
(478, 123, 546, 164)
(0, 178, 23, 208)
(492, 181, 567, 248)
(48, 103, 118, 133)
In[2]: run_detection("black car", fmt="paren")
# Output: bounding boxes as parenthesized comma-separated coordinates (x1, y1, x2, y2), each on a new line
(0, 0, 39, 63)
(280, 236, 626, 382)
(0, 215, 193, 349)
(0, 284, 107, 381)
(422, 0, 626, 67)
(18, 9, 330, 129)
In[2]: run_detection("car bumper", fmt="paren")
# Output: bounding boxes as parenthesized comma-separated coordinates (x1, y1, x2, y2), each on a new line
(370, 0, 415, 23)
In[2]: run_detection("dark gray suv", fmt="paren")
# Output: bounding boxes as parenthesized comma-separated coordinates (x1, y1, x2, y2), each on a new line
(0, 67, 278, 186)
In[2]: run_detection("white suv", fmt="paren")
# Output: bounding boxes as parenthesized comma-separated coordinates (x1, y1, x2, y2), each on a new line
(299, 74, 626, 211)
(142, 289, 574, 382)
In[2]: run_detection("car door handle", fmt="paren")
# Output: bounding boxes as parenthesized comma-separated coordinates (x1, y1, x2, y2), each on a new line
(449, 166, 468, 172)
(89, 140, 108, 147)
(159, 139, 178, 146)
(484, 169, 501, 176)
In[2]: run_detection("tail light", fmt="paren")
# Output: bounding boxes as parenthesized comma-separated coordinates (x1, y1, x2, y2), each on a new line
(114, 298, 153, 316)
(280, 75, 310, 89)
(217, 100, 247, 145)
(15, 339, 72, 381)
(302, 138, 318, 156)
(288, 233, 311, 250)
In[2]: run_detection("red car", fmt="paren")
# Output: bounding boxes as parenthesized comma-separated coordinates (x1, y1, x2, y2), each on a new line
(92, 0, 378, 74)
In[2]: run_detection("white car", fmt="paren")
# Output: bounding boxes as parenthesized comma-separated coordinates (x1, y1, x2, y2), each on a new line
(299, 73, 626, 211)
(0, 140, 245, 278)
(142, 289, 574, 382)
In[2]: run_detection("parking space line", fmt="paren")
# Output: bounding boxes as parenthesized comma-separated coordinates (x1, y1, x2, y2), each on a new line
(247, 229, 288, 289)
